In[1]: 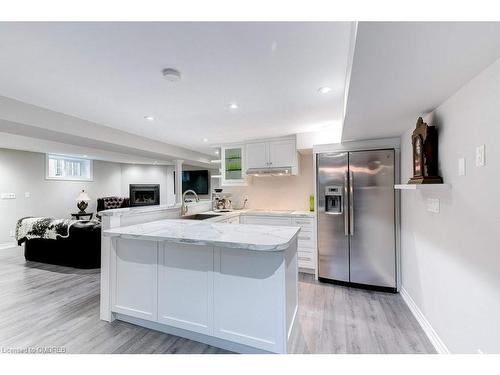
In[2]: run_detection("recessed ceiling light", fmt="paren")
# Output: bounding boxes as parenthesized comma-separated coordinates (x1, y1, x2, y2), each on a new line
(203, 138, 208, 143)
(144, 115, 155, 121)
(229, 103, 238, 110)
(318, 87, 332, 94)
(162, 68, 182, 82)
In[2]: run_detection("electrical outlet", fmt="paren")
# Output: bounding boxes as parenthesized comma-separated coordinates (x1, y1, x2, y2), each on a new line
(24, 192, 31, 198)
(426, 198, 440, 213)
(476, 144, 485, 167)
(1, 193, 16, 199)
(458, 158, 466, 176)
(9, 230, 14, 237)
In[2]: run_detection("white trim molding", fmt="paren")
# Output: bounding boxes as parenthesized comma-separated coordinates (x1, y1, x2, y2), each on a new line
(313, 137, 401, 155)
(0, 242, 17, 250)
(400, 287, 450, 354)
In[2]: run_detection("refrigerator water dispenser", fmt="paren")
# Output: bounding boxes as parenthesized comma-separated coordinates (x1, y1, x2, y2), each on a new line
(325, 185, 343, 214)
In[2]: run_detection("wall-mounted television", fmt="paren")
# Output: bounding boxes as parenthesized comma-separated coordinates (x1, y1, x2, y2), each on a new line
(182, 170, 209, 195)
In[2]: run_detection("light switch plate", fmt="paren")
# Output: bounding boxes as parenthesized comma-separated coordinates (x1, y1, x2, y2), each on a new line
(24, 192, 31, 198)
(426, 198, 440, 213)
(458, 158, 466, 176)
(476, 144, 485, 167)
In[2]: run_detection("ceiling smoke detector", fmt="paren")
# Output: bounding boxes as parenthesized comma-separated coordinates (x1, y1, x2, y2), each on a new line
(162, 68, 182, 82)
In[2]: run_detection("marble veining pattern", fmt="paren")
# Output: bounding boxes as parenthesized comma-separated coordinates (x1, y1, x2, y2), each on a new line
(100, 204, 181, 217)
(100, 205, 315, 219)
(244, 209, 315, 218)
(103, 219, 300, 251)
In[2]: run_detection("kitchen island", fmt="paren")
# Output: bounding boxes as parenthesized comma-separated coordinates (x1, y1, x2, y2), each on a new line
(101, 219, 299, 354)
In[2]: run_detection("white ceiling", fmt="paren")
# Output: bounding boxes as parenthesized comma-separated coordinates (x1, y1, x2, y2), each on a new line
(0, 22, 353, 154)
(343, 22, 500, 141)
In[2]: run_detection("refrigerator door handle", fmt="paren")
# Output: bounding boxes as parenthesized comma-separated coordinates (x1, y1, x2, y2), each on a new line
(349, 170, 354, 236)
(344, 171, 349, 236)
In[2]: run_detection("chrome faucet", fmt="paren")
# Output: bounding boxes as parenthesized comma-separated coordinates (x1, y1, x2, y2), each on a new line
(181, 190, 199, 215)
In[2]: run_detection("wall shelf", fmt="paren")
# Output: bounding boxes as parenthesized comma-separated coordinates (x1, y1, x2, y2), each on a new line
(394, 184, 451, 190)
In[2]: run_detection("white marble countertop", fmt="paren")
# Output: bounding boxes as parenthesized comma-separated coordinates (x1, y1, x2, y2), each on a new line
(100, 204, 315, 219)
(243, 209, 315, 218)
(103, 219, 300, 251)
(100, 204, 181, 217)
(201, 209, 315, 219)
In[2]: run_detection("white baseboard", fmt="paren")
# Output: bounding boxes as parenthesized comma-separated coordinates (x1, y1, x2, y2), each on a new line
(400, 287, 450, 354)
(0, 242, 17, 250)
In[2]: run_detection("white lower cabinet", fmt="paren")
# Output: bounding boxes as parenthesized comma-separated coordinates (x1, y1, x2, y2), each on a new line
(241, 215, 292, 226)
(213, 247, 286, 352)
(110, 238, 295, 353)
(111, 238, 158, 321)
(297, 251, 315, 268)
(240, 214, 317, 271)
(157, 242, 214, 335)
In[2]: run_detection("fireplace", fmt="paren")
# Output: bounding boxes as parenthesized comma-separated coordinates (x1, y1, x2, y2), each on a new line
(129, 184, 160, 207)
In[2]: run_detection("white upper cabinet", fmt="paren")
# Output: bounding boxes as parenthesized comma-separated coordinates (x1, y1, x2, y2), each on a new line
(246, 142, 269, 169)
(220, 137, 298, 183)
(245, 137, 298, 174)
(268, 139, 296, 168)
(221, 144, 247, 186)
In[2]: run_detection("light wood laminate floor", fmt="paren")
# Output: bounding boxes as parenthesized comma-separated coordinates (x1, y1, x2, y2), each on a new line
(0, 246, 435, 354)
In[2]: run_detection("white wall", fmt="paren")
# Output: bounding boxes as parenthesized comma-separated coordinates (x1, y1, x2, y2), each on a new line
(224, 153, 314, 210)
(0, 148, 122, 245)
(400, 57, 500, 353)
(0, 149, 180, 245)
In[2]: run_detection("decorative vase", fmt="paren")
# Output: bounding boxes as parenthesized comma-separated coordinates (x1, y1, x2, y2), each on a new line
(77, 201, 88, 213)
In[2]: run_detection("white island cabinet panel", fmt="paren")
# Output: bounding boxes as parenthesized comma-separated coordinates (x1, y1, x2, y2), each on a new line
(158, 242, 214, 335)
(111, 238, 158, 321)
(103, 219, 299, 353)
(213, 247, 287, 353)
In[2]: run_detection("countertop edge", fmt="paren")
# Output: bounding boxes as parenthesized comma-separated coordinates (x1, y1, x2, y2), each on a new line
(103, 231, 299, 252)
(100, 204, 181, 217)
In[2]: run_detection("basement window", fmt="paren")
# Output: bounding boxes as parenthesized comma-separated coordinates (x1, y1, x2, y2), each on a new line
(46, 154, 93, 181)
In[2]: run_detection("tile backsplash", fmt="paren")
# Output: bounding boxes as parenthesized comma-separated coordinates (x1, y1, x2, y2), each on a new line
(223, 153, 314, 211)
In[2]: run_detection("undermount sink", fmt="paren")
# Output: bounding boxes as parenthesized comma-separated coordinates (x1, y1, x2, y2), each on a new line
(181, 213, 222, 220)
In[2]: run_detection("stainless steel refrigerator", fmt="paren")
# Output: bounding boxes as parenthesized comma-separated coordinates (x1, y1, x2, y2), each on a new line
(317, 149, 397, 292)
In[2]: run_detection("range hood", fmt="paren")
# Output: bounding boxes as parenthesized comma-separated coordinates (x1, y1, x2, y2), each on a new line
(246, 167, 293, 177)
